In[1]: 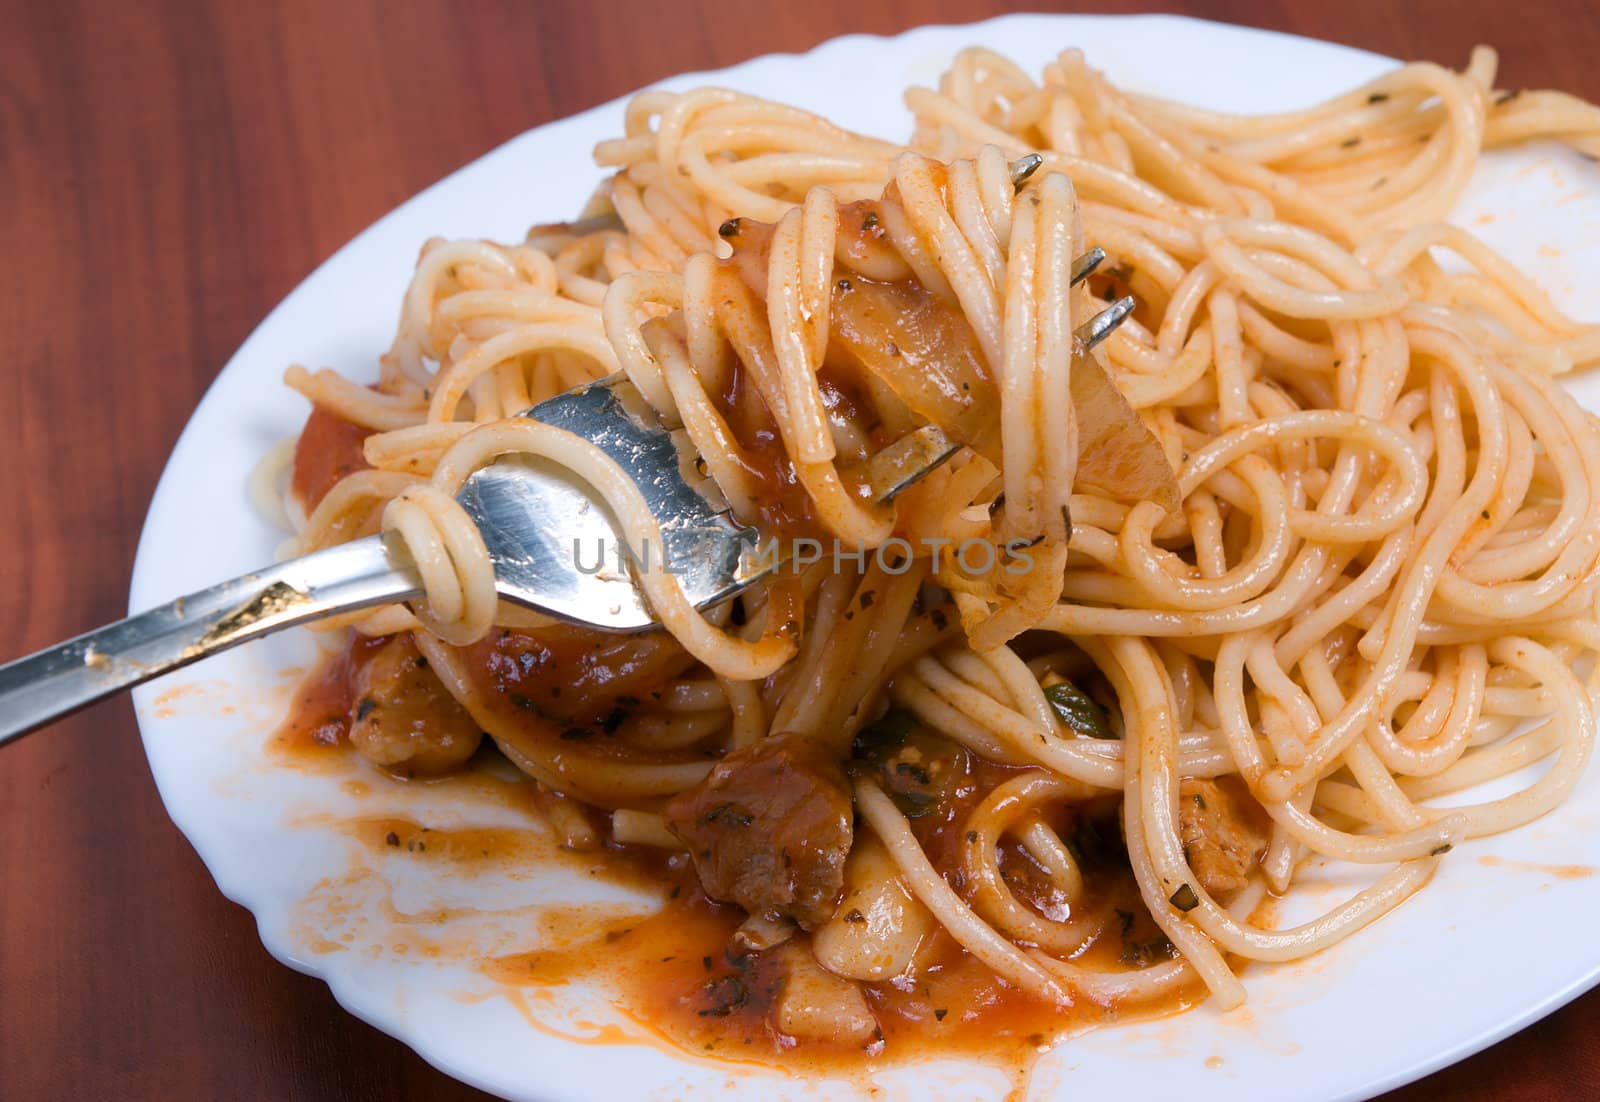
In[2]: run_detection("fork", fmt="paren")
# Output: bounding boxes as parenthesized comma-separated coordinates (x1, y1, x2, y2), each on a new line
(0, 184, 1130, 745)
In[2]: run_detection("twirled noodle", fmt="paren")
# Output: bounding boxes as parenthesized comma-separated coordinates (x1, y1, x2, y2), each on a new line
(273, 43, 1600, 1040)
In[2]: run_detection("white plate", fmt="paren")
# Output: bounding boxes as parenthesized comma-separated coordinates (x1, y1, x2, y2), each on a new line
(129, 13, 1600, 1102)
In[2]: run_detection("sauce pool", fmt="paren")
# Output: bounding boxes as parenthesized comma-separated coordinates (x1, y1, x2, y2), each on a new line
(272, 643, 1205, 1080)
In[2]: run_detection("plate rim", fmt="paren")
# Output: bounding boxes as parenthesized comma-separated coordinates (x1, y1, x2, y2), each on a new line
(126, 12, 1600, 1101)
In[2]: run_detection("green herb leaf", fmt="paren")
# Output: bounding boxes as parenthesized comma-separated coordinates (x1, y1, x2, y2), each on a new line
(697, 975, 748, 1017)
(852, 708, 917, 762)
(891, 788, 941, 819)
(1120, 935, 1176, 966)
(703, 803, 754, 828)
(1068, 814, 1128, 869)
(509, 693, 546, 717)
(1044, 681, 1115, 739)
(893, 760, 931, 785)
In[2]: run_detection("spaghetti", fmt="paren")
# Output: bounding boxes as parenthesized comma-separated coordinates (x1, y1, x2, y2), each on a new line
(274, 44, 1600, 1044)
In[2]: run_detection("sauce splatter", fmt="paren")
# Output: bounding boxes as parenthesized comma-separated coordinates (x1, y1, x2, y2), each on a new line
(1476, 855, 1595, 880)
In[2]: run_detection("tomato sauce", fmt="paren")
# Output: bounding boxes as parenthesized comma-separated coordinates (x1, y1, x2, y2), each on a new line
(267, 636, 362, 766)
(291, 404, 372, 510)
(275, 643, 1200, 1079)
(481, 850, 1199, 1075)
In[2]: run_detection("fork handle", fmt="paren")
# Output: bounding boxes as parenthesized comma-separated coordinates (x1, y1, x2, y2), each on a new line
(0, 534, 422, 747)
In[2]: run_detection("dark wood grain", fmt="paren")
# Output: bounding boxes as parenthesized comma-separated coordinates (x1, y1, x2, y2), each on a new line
(3, 1, 1599, 1098)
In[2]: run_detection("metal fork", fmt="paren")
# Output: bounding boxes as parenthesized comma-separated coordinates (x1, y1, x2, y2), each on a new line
(0, 182, 1130, 746)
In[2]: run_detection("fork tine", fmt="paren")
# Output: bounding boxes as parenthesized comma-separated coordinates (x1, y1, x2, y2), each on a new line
(866, 425, 963, 503)
(1075, 295, 1135, 352)
(1004, 157, 1109, 286)
(1006, 156, 1109, 285)
(861, 253, 1130, 506)
(1071, 246, 1106, 285)
(1009, 153, 1044, 189)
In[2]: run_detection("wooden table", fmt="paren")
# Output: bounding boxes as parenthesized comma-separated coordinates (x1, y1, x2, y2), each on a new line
(4, 1, 1599, 1098)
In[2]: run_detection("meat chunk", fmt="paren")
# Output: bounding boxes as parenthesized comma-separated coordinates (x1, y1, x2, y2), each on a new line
(1178, 778, 1268, 899)
(664, 734, 853, 929)
(348, 635, 483, 776)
